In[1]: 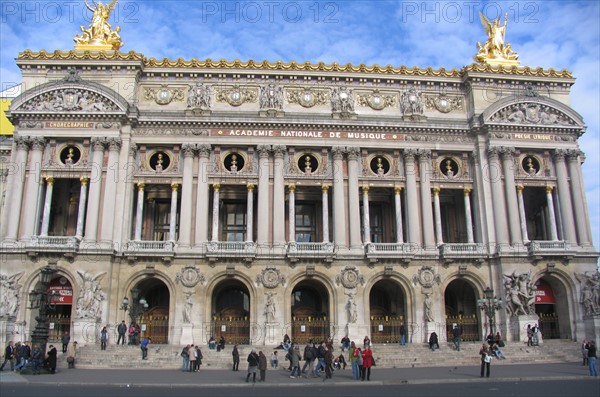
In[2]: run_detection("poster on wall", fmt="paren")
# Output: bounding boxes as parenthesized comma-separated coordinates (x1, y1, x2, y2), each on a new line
(47, 277, 73, 305)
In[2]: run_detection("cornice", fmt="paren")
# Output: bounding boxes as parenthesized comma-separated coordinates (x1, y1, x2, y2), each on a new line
(17, 50, 573, 79)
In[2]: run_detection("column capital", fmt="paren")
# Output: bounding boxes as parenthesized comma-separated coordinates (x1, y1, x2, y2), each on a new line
(30, 137, 46, 151)
(257, 144, 271, 158)
(45, 176, 55, 185)
(331, 146, 345, 160)
(288, 184, 295, 193)
(487, 146, 500, 159)
(361, 185, 369, 193)
(516, 185, 524, 192)
(212, 183, 220, 192)
(321, 184, 330, 193)
(463, 188, 471, 196)
(552, 148, 568, 162)
(403, 148, 417, 161)
(80, 177, 89, 186)
(546, 185, 554, 193)
(171, 182, 179, 192)
(416, 149, 431, 161)
(14, 136, 31, 151)
(432, 186, 440, 195)
(197, 144, 211, 158)
(499, 146, 516, 160)
(247, 183, 255, 192)
(394, 186, 403, 194)
(272, 145, 286, 158)
(346, 146, 361, 160)
(566, 149, 583, 162)
(182, 143, 196, 158)
(107, 137, 122, 151)
(137, 182, 145, 191)
(91, 136, 106, 151)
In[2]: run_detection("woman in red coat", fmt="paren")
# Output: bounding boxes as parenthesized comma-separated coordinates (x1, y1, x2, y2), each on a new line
(361, 345, 374, 381)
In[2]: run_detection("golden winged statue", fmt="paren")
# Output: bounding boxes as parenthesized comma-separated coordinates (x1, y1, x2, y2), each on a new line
(74, 0, 123, 50)
(475, 12, 519, 66)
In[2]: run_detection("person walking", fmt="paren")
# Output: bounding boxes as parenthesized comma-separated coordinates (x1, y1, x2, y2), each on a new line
(289, 345, 301, 379)
(232, 344, 240, 371)
(61, 332, 70, 353)
(479, 343, 492, 378)
(324, 346, 333, 380)
(399, 323, 406, 346)
(586, 340, 598, 377)
(66, 341, 77, 369)
(140, 337, 151, 360)
(46, 345, 57, 374)
(581, 340, 589, 366)
(258, 350, 267, 381)
(188, 344, 196, 372)
(100, 326, 108, 350)
(0, 341, 15, 371)
(526, 324, 533, 346)
(117, 321, 127, 345)
(245, 349, 259, 383)
(452, 324, 462, 351)
(301, 343, 313, 375)
(271, 351, 278, 369)
(362, 344, 373, 381)
(15, 341, 31, 371)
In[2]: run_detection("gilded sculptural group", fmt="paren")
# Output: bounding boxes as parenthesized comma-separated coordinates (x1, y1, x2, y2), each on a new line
(74, 0, 123, 50)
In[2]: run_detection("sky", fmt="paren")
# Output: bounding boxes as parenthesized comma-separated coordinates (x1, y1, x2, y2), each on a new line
(0, 0, 599, 256)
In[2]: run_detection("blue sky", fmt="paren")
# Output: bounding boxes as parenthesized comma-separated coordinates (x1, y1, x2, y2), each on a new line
(1, 0, 599, 255)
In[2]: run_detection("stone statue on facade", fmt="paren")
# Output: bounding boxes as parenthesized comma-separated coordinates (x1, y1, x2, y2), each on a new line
(183, 291, 193, 323)
(0, 272, 23, 318)
(75, 271, 106, 319)
(503, 271, 535, 316)
(259, 84, 284, 110)
(424, 293, 434, 322)
(400, 87, 424, 120)
(264, 292, 276, 323)
(187, 82, 212, 110)
(331, 87, 355, 114)
(576, 272, 600, 316)
(74, 0, 123, 50)
(475, 12, 519, 65)
(345, 292, 358, 324)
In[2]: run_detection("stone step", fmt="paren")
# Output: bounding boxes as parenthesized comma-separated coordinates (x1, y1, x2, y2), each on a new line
(64, 340, 581, 369)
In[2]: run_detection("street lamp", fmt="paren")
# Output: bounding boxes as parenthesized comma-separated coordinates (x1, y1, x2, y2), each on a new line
(29, 266, 58, 360)
(120, 287, 148, 344)
(477, 287, 503, 338)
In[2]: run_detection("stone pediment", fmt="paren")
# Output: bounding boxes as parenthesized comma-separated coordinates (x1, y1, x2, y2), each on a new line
(482, 96, 584, 129)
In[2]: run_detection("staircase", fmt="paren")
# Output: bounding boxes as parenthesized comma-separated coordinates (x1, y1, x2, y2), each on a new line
(61, 340, 582, 370)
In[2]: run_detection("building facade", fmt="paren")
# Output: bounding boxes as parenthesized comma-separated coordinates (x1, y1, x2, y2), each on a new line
(1, 29, 599, 348)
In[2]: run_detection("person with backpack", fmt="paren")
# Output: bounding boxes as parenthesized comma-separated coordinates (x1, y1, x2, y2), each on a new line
(301, 342, 314, 377)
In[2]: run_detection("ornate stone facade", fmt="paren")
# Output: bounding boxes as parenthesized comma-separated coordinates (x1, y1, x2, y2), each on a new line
(0, 48, 598, 349)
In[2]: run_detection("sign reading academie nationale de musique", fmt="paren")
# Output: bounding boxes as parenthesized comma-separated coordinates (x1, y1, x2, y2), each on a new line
(211, 129, 404, 140)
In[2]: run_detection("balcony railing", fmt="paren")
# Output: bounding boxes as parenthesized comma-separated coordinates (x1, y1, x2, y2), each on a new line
(287, 242, 335, 261)
(124, 240, 175, 258)
(366, 242, 416, 260)
(26, 236, 80, 254)
(527, 240, 573, 257)
(440, 243, 486, 260)
(206, 241, 257, 260)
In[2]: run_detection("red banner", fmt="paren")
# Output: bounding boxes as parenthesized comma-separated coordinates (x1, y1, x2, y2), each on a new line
(535, 281, 556, 304)
(48, 277, 73, 305)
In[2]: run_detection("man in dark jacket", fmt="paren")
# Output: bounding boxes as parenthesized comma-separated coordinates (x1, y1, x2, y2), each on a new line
(232, 344, 240, 371)
(61, 332, 70, 353)
(117, 321, 127, 345)
(15, 341, 31, 371)
(0, 341, 15, 371)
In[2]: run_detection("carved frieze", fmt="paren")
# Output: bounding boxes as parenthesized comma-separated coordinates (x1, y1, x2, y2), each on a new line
(75, 270, 106, 320)
(133, 128, 209, 136)
(21, 89, 120, 112)
(490, 102, 575, 125)
(215, 85, 258, 106)
(259, 84, 284, 110)
(0, 272, 23, 318)
(187, 82, 212, 110)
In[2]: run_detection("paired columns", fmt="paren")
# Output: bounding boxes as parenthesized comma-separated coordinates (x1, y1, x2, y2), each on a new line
(4, 137, 32, 241)
(332, 146, 347, 249)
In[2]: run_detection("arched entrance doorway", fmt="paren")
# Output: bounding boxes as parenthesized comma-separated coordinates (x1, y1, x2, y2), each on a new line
(135, 278, 170, 344)
(47, 275, 73, 343)
(444, 279, 480, 341)
(369, 280, 406, 343)
(534, 277, 565, 339)
(291, 280, 329, 344)
(211, 279, 250, 344)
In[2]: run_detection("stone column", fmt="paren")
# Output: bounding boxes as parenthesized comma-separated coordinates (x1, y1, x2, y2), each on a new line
(83, 137, 105, 243)
(403, 149, 421, 246)
(75, 177, 89, 240)
(347, 147, 362, 248)
(362, 186, 370, 244)
(169, 183, 179, 241)
(500, 147, 521, 245)
(463, 188, 474, 244)
(246, 184, 255, 242)
(22, 137, 46, 239)
(545, 186, 558, 241)
(288, 184, 295, 242)
(487, 147, 509, 245)
(332, 146, 347, 249)
(194, 144, 211, 245)
(516, 185, 529, 243)
(322, 185, 330, 242)
(272, 145, 286, 247)
(5, 137, 31, 241)
(418, 150, 435, 249)
(134, 183, 145, 241)
(552, 150, 576, 244)
(100, 137, 121, 242)
(566, 150, 590, 245)
(256, 145, 270, 246)
(39, 177, 55, 237)
(179, 144, 195, 246)
(211, 183, 220, 241)
(432, 187, 443, 246)
(394, 187, 404, 243)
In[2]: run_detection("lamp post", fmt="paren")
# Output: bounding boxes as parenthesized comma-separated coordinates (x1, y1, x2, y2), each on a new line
(477, 287, 503, 338)
(29, 265, 58, 359)
(120, 287, 148, 345)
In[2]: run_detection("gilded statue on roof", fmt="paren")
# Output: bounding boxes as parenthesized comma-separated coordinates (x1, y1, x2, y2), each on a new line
(74, 0, 123, 50)
(475, 12, 519, 66)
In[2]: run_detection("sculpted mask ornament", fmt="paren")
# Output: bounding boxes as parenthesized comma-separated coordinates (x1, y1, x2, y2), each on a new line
(175, 265, 206, 288)
(412, 266, 441, 288)
(335, 266, 365, 289)
(256, 267, 286, 289)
